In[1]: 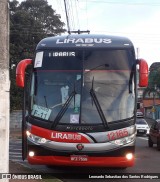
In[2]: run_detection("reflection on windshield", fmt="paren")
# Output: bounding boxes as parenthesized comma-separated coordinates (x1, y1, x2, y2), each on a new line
(90, 76, 109, 129)
(30, 50, 135, 125)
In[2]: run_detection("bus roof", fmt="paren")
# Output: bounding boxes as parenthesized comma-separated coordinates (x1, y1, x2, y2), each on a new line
(36, 34, 134, 50)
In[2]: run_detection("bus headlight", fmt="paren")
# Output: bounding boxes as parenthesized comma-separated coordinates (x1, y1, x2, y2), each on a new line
(110, 134, 135, 146)
(40, 138, 47, 143)
(26, 131, 47, 144)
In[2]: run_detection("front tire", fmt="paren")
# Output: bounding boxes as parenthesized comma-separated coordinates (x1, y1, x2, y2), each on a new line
(148, 136, 153, 147)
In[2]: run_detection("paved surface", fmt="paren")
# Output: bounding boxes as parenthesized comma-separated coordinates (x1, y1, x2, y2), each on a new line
(9, 139, 22, 163)
(9, 131, 46, 182)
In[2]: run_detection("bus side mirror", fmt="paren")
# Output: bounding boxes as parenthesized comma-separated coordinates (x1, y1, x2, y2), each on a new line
(16, 59, 32, 88)
(138, 59, 148, 87)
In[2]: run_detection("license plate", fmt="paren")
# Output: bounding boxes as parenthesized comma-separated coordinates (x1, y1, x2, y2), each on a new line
(138, 130, 144, 132)
(70, 155, 88, 162)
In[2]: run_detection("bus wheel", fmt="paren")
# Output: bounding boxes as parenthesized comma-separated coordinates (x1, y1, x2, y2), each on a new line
(148, 136, 153, 147)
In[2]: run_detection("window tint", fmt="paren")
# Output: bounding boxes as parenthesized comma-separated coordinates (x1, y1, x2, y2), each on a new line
(136, 119, 147, 125)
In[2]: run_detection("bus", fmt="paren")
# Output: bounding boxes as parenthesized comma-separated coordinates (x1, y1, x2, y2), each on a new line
(16, 34, 148, 168)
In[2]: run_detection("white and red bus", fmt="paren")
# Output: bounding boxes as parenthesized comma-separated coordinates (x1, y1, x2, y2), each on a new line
(16, 34, 148, 168)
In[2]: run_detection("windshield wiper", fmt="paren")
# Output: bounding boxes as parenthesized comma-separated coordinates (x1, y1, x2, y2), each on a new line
(90, 77, 109, 129)
(50, 64, 110, 129)
(44, 96, 48, 108)
(51, 84, 77, 129)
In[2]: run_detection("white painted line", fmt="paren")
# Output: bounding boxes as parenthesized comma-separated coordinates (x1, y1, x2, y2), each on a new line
(9, 156, 21, 158)
(10, 142, 22, 144)
(11, 148, 22, 151)
(9, 152, 21, 155)
(10, 159, 22, 162)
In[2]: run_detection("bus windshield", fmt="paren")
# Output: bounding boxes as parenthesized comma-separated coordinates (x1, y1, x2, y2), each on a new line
(30, 49, 135, 125)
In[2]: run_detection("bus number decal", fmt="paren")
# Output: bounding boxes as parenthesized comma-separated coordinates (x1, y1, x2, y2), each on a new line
(31, 104, 51, 120)
(107, 128, 129, 141)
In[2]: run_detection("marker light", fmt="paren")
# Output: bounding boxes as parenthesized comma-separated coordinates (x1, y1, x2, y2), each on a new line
(126, 153, 133, 160)
(29, 151, 35, 157)
(26, 130, 31, 137)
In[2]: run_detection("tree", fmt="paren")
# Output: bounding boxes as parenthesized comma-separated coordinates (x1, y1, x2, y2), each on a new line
(143, 62, 160, 99)
(20, 0, 65, 35)
(149, 63, 160, 89)
(9, 0, 66, 110)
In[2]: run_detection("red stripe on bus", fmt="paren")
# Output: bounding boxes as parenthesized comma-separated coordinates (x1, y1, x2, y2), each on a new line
(31, 125, 91, 143)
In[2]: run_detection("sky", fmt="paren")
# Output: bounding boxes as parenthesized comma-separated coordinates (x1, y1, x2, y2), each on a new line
(18, 0, 160, 67)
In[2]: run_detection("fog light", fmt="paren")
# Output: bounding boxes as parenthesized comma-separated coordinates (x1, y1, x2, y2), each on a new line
(126, 153, 133, 160)
(29, 151, 35, 157)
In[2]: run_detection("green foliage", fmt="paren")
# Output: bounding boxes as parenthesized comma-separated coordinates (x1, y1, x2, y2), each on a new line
(10, 69, 23, 111)
(9, 0, 66, 110)
(143, 62, 160, 98)
(149, 63, 160, 87)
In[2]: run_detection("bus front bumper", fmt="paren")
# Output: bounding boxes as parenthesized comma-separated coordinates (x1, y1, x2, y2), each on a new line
(28, 155, 135, 167)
